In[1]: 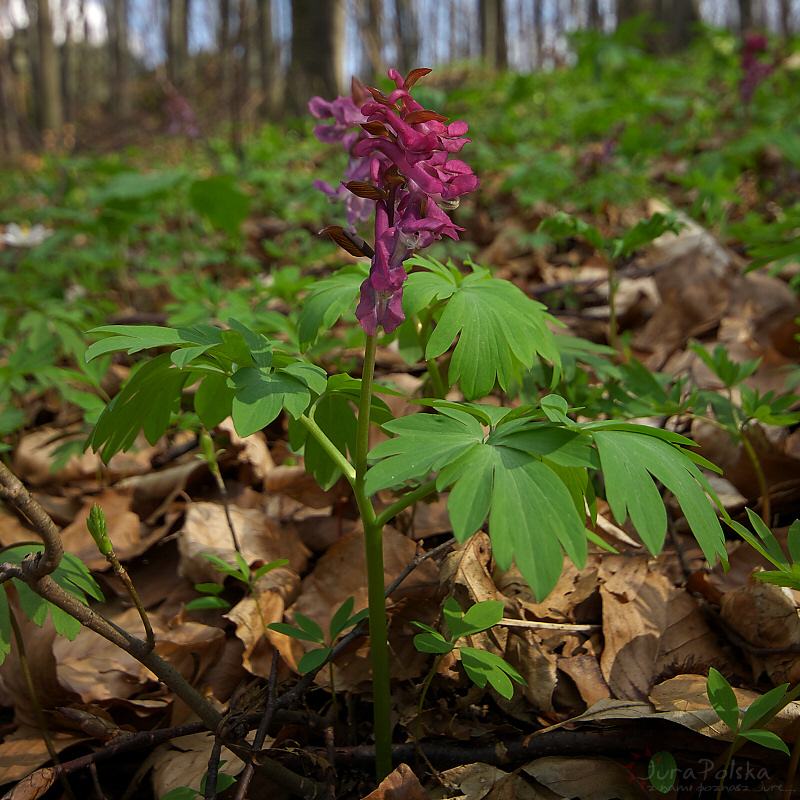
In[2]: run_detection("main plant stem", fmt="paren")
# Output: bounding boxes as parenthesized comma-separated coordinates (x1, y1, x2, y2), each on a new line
(353, 333, 392, 780)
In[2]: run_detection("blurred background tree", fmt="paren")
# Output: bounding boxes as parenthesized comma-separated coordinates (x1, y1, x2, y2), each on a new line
(0, 0, 796, 162)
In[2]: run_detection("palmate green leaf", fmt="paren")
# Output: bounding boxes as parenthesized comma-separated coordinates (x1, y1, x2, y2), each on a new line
(296, 265, 368, 350)
(365, 412, 484, 495)
(86, 325, 189, 361)
(194, 371, 238, 429)
(591, 426, 726, 565)
(425, 270, 560, 399)
(366, 410, 587, 599)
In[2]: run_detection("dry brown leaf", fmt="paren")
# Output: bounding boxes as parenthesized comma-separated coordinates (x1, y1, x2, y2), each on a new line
(599, 555, 722, 700)
(52, 605, 224, 708)
(0, 727, 87, 786)
(522, 756, 648, 799)
(440, 533, 498, 607)
(262, 464, 344, 508)
(0, 767, 56, 800)
(177, 501, 309, 584)
(650, 674, 800, 741)
(557, 653, 611, 708)
(720, 574, 800, 684)
(0, 596, 73, 727)
(503, 631, 558, 714)
(150, 732, 244, 798)
(359, 763, 430, 800)
(499, 558, 601, 623)
(226, 567, 300, 674)
(632, 223, 736, 368)
(279, 528, 437, 690)
(57, 488, 145, 570)
(218, 417, 274, 481)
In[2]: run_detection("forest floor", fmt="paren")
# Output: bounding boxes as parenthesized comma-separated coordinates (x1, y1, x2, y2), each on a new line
(3, 34, 800, 800)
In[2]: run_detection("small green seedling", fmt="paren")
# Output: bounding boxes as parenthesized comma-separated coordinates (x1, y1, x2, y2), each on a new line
(185, 553, 288, 618)
(727, 511, 800, 591)
(160, 765, 237, 800)
(647, 750, 678, 793)
(413, 597, 525, 700)
(706, 667, 790, 799)
(269, 595, 368, 674)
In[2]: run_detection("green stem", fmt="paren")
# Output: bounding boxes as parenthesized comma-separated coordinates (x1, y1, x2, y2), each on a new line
(414, 311, 448, 399)
(608, 259, 618, 352)
(375, 480, 438, 530)
(106, 549, 155, 652)
(740, 429, 771, 526)
(353, 333, 392, 780)
(298, 414, 357, 485)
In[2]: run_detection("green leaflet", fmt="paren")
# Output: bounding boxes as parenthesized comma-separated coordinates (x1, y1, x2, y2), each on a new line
(296, 265, 367, 349)
(86, 320, 327, 461)
(0, 546, 103, 665)
(426, 273, 559, 399)
(404, 256, 560, 399)
(592, 428, 726, 564)
(87, 354, 190, 463)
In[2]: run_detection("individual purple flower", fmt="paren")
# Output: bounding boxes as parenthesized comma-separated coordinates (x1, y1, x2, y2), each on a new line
(355, 200, 408, 334)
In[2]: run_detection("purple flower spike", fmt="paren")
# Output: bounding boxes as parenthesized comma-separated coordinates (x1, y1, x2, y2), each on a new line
(311, 67, 479, 335)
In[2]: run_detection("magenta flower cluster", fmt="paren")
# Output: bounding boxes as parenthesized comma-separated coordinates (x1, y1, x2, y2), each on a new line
(309, 68, 479, 335)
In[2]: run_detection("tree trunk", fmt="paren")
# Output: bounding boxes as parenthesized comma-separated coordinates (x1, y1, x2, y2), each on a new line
(287, 0, 344, 116)
(737, 0, 753, 31)
(480, 0, 507, 70)
(0, 30, 21, 162)
(616, 0, 698, 53)
(393, 0, 418, 76)
(167, 0, 189, 89)
(360, 0, 384, 81)
(257, 0, 283, 117)
(779, 0, 791, 37)
(108, 0, 132, 118)
(37, 0, 63, 132)
(588, 0, 602, 29)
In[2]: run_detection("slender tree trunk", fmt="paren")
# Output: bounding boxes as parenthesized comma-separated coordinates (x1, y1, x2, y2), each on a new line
(167, 0, 189, 89)
(588, 0, 602, 29)
(480, 0, 507, 70)
(37, 0, 63, 132)
(393, 0, 418, 76)
(360, 0, 384, 81)
(738, 0, 753, 31)
(617, 0, 697, 53)
(779, 0, 791, 37)
(257, 0, 283, 117)
(287, 0, 343, 115)
(108, 0, 132, 118)
(534, 0, 543, 68)
(0, 29, 21, 161)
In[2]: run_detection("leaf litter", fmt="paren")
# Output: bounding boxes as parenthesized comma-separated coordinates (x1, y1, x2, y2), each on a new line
(4, 158, 800, 800)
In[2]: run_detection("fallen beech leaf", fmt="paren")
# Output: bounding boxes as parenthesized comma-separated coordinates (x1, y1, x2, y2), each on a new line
(177, 501, 309, 584)
(57, 488, 144, 570)
(263, 464, 345, 508)
(650, 674, 800, 742)
(280, 528, 437, 689)
(0, 727, 86, 785)
(522, 756, 648, 799)
(226, 567, 300, 674)
(720, 574, 800, 684)
(150, 732, 244, 798)
(359, 763, 430, 800)
(218, 418, 274, 481)
(0, 767, 56, 800)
